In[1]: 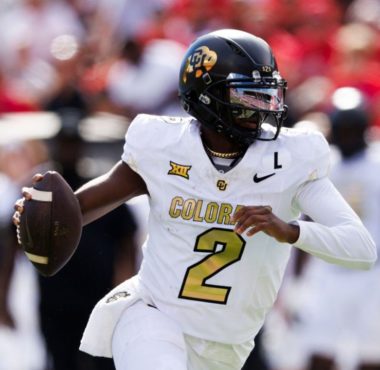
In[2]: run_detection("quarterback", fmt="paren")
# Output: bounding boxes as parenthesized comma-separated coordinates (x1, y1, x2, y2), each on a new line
(14, 29, 376, 370)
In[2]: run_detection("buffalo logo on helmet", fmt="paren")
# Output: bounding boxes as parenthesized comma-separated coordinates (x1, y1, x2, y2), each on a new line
(182, 46, 217, 83)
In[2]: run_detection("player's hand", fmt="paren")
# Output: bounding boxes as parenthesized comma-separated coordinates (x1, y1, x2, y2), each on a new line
(232, 205, 299, 243)
(12, 173, 44, 227)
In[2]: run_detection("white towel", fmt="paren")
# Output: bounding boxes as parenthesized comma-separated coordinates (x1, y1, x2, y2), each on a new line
(80, 276, 141, 357)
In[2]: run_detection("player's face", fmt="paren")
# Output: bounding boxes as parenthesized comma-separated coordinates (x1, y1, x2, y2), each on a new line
(228, 82, 284, 137)
(233, 111, 260, 130)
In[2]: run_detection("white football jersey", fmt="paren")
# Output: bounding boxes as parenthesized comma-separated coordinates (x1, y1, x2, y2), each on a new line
(120, 114, 370, 344)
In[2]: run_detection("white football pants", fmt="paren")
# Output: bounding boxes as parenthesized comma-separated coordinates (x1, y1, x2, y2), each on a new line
(111, 300, 254, 370)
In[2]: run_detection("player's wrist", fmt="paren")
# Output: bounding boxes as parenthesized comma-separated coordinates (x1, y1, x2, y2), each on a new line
(285, 222, 300, 244)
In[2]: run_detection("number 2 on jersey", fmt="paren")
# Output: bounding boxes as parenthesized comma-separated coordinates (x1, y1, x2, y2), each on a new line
(178, 228, 246, 304)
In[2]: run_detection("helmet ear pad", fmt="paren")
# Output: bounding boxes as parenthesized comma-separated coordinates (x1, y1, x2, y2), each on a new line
(205, 83, 230, 126)
(180, 79, 225, 132)
(180, 89, 214, 124)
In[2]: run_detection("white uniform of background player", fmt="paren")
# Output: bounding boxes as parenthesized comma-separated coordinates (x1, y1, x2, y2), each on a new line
(274, 149, 380, 370)
(79, 114, 376, 370)
(263, 89, 380, 370)
(325, 147, 380, 365)
(285, 143, 380, 367)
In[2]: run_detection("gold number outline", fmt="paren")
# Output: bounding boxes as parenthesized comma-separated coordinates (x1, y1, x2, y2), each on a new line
(178, 228, 246, 304)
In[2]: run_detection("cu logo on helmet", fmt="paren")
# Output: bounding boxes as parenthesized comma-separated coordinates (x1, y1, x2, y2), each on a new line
(182, 46, 217, 83)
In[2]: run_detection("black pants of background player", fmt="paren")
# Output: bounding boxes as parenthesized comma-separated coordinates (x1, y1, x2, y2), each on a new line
(242, 330, 269, 370)
(40, 304, 115, 370)
(37, 200, 137, 370)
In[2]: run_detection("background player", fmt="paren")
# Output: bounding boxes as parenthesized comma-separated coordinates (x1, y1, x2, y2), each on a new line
(288, 88, 380, 370)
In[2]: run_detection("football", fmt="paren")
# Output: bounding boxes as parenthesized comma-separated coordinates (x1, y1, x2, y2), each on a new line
(17, 171, 82, 277)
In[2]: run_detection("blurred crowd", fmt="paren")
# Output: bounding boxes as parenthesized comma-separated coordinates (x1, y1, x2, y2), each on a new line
(0, 0, 380, 370)
(0, 0, 379, 128)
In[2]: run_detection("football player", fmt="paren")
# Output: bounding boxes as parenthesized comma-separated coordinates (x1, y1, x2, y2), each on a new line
(14, 29, 377, 370)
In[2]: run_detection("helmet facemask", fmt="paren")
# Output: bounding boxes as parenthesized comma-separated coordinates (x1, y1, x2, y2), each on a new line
(198, 72, 287, 146)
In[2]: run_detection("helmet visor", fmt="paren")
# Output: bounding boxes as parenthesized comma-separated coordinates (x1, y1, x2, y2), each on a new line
(229, 86, 284, 112)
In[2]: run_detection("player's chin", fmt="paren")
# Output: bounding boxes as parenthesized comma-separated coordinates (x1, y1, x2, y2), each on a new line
(234, 119, 258, 130)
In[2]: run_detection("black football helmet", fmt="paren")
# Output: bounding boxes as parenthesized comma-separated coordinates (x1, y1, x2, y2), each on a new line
(179, 29, 287, 146)
(329, 87, 369, 158)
